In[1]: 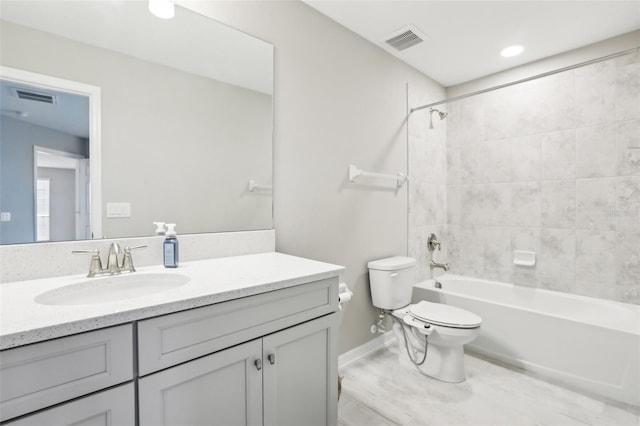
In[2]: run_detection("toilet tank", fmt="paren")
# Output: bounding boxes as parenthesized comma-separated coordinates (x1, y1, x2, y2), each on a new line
(367, 256, 416, 310)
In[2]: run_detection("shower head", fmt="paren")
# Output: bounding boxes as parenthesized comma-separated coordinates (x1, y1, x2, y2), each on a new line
(429, 108, 447, 129)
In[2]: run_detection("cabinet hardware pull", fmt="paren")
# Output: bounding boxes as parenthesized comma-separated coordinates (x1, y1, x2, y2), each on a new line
(254, 359, 262, 370)
(268, 353, 276, 365)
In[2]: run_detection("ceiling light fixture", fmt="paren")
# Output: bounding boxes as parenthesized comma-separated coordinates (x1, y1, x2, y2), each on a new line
(500, 45, 524, 58)
(148, 0, 175, 19)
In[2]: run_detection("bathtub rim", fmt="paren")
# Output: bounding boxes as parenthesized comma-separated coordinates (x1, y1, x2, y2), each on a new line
(415, 273, 640, 335)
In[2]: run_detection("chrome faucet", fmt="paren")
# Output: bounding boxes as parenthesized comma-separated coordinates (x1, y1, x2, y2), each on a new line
(106, 242, 122, 274)
(73, 244, 147, 277)
(430, 260, 450, 272)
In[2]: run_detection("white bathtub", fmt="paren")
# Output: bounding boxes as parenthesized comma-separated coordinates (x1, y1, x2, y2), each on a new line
(413, 274, 640, 408)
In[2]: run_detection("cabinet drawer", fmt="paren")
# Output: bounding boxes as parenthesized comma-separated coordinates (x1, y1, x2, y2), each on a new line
(5, 383, 135, 426)
(138, 277, 338, 375)
(0, 325, 133, 422)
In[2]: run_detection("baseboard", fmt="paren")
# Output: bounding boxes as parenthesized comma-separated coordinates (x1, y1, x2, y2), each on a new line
(339, 331, 396, 370)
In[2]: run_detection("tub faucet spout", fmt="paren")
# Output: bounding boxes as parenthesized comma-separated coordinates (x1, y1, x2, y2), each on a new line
(430, 260, 450, 272)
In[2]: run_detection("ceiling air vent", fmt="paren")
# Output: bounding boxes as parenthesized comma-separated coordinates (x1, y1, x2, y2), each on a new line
(11, 87, 57, 104)
(384, 25, 428, 51)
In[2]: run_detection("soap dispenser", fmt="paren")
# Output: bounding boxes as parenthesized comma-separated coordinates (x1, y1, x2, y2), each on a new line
(153, 222, 166, 235)
(163, 223, 179, 268)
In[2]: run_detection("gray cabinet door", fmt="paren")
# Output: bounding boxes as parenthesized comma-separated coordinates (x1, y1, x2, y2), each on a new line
(138, 339, 263, 426)
(5, 383, 134, 426)
(263, 313, 339, 426)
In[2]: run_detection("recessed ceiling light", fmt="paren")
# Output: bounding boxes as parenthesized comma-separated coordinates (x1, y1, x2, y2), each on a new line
(500, 45, 524, 58)
(148, 0, 175, 19)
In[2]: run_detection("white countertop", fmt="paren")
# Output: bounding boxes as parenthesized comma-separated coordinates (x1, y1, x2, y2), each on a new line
(0, 252, 344, 350)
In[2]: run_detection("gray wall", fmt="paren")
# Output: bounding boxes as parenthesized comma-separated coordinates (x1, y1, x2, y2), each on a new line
(179, 0, 445, 353)
(0, 116, 87, 244)
(1, 20, 273, 239)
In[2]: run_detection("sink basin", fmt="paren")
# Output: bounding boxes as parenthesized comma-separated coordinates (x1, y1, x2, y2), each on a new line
(35, 273, 190, 305)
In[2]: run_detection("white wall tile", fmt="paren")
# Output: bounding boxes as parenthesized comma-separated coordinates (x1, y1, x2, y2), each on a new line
(541, 180, 576, 228)
(575, 59, 616, 127)
(460, 184, 486, 227)
(616, 119, 640, 176)
(539, 228, 575, 292)
(575, 178, 617, 231)
(529, 71, 576, 135)
(510, 182, 541, 227)
(456, 227, 485, 276)
(615, 52, 640, 121)
(511, 134, 541, 181)
(541, 130, 576, 180)
(484, 183, 511, 226)
(483, 226, 513, 282)
(460, 141, 486, 184)
(485, 138, 512, 182)
(447, 185, 461, 225)
(615, 176, 640, 233)
(575, 229, 616, 286)
(576, 124, 618, 178)
(615, 232, 640, 293)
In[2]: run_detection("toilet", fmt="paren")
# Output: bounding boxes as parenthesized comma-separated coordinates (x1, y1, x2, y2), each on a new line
(368, 256, 481, 383)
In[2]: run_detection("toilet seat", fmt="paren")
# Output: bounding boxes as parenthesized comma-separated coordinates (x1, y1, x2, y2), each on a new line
(409, 301, 481, 329)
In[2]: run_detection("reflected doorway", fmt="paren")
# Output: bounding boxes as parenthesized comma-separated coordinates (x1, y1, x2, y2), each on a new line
(34, 147, 90, 242)
(0, 67, 100, 244)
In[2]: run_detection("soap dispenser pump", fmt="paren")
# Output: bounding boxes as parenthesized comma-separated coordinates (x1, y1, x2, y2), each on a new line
(163, 223, 179, 268)
(153, 222, 166, 235)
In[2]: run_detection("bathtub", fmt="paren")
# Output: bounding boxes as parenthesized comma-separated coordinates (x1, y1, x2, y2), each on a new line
(412, 274, 640, 408)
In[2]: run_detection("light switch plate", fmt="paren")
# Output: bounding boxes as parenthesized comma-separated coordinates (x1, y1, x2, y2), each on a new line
(0, 212, 11, 222)
(106, 202, 131, 218)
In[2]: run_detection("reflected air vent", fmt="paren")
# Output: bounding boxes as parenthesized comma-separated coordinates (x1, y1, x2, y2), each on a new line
(11, 87, 57, 104)
(384, 25, 428, 51)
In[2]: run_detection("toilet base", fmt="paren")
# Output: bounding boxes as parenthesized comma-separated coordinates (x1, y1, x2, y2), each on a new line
(414, 342, 466, 383)
(392, 321, 469, 383)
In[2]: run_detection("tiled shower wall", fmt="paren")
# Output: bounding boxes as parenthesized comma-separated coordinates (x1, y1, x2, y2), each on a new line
(444, 52, 639, 304)
(408, 90, 448, 281)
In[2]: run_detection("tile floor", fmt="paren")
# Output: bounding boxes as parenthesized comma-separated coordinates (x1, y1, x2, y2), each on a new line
(338, 344, 639, 426)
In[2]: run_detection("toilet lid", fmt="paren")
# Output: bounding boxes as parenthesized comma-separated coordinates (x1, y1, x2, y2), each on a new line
(409, 301, 481, 328)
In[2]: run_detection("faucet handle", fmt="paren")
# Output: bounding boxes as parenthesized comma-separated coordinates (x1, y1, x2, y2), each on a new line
(72, 249, 103, 277)
(125, 245, 147, 252)
(121, 245, 147, 273)
(72, 249, 100, 254)
(427, 233, 441, 252)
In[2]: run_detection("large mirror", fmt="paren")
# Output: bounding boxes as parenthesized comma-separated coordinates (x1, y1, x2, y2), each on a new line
(0, 1, 273, 245)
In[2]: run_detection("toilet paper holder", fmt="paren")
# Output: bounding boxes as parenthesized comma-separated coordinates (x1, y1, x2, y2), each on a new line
(338, 282, 353, 309)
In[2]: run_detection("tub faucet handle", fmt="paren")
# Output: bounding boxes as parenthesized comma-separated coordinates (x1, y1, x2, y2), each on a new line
(427, 233, 441, 252)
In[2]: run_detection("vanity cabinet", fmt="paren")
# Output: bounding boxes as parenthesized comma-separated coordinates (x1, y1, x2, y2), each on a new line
(139, 313, 338, 426)
(138, 277, 339, 426)
(0, 274, 339, 426)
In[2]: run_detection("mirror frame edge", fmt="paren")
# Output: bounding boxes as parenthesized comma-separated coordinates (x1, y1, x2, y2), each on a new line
(0, 65, 102, 241)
